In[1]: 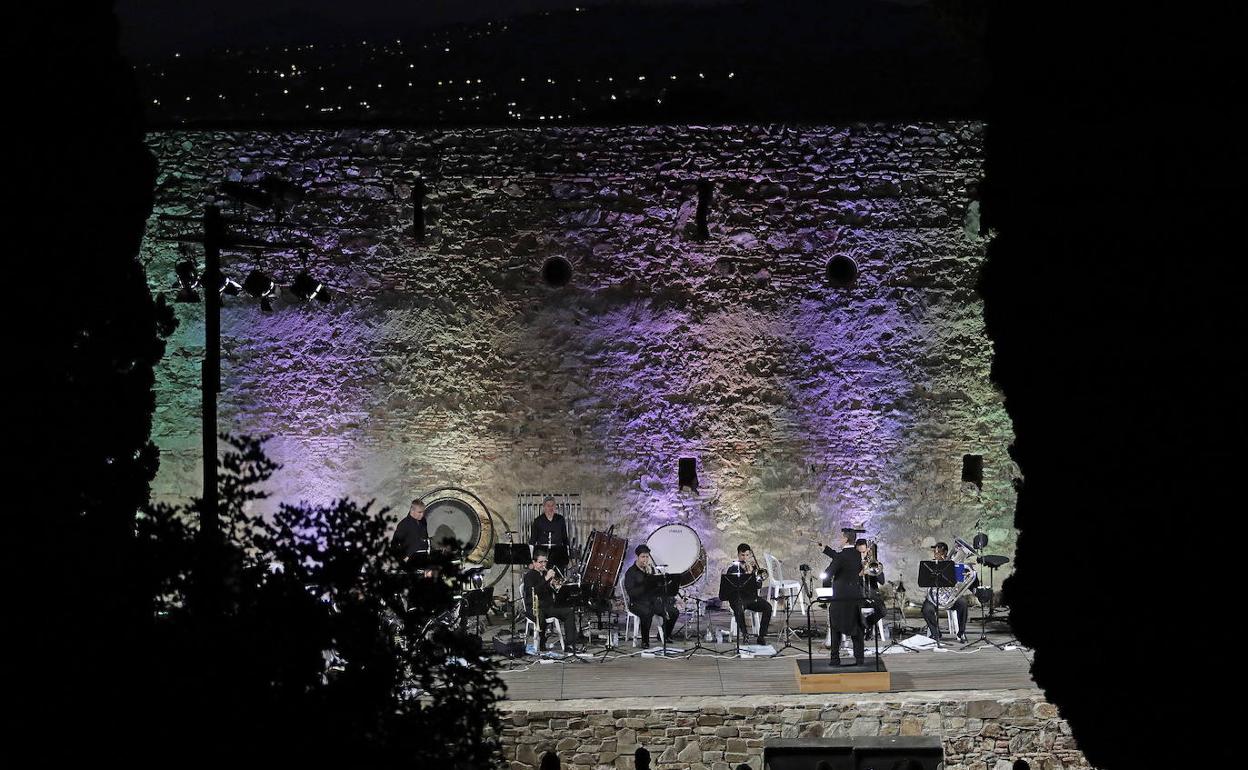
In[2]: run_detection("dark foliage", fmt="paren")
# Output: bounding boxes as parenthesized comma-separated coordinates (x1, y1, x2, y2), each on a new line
(17, 5, 504, 765)
(981, 1, 1242, 767)
(136, 435, 507, 768)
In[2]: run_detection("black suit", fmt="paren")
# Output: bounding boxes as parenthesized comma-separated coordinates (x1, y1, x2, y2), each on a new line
(922, 561, 974, 642)
(624, 564, 678, 646)
(529, 513, 570, 567)
(390, 515, 430, 562)
(522, 568, 578, 650)
(822, 544, 865, 663)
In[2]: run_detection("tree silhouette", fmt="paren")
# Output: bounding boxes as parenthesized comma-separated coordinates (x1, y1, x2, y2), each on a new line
(132, 435, 506, 767)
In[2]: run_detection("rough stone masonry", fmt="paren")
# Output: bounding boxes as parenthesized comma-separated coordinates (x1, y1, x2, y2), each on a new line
(141, 122, 1015, 585)
(498, 691, 1090, 770)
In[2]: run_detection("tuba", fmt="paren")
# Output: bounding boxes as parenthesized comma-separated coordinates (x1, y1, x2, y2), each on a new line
(862, 540, 883, 578)
(937, 537, 979, 610)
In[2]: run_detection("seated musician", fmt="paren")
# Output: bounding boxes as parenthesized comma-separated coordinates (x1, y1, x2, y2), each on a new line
(522, 548, 580, 651)
(856, 538, 886, 638)
(623, 544, 679, 647)
(921, 541, 974, 643)
(725, 543, 772, 645)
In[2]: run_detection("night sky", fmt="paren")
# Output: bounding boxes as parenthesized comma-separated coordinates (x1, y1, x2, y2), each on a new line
(115, 0, 929, 56)
(115, 0, 701, 56)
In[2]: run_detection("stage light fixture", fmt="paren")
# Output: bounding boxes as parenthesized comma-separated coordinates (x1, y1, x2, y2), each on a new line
(217, 275, 242, 296)
(173, 258, 201, 303)
(243, 269, 278, 311)
(242, 269, 275, 298)
(290, 270, 331, 303)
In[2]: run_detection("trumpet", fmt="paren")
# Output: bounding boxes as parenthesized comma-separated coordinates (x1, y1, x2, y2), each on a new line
(546, 565, 567, 591)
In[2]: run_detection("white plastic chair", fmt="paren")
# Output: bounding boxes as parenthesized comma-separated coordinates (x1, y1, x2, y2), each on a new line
(729, 609, 762, 641)
(623, 595, 665, 647)
(763, 552, 806, 616)
(523, 615, 565, 652)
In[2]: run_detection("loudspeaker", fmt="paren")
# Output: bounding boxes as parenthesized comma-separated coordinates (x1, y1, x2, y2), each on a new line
(763, 737, 943, 770)
(961, 454, 984, 488)
(678, 457, 699, 491)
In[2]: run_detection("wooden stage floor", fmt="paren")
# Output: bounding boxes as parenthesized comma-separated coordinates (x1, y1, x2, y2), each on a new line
(497, 642, 1035, 701)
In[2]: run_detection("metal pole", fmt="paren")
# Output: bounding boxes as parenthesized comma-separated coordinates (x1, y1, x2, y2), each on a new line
(199, 205, 223, 616)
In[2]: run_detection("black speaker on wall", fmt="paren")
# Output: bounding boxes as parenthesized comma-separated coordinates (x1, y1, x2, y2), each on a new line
(678, 457, 699, 492)
(961, 454, 984, 489)
(762, 737, 943, 770)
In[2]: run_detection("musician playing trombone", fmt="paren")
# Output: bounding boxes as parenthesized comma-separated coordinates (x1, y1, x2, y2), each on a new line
(922, 541, 974, 643)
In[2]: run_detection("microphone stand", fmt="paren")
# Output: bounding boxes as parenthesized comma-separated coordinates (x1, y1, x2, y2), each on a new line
(654, 567, 680, 657)
(682, 591, 729, 657)
(770, 581, 805, 656)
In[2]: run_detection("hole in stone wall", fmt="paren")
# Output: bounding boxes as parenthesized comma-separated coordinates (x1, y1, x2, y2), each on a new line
(825, 255, 858, 286)
(962, 454, 984, 489)
(695, 180, 713, 240)
(541, 256, 573, 287)
(411, 176, 426, 241)
(678, 457, 699, 492)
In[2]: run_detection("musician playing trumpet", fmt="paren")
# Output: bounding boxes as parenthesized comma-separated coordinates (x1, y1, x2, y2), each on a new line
(922, 541, 973, 644)
(522, 548, 580, 652)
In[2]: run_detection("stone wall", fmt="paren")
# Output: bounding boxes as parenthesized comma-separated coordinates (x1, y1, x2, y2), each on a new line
(499, 691, 1090, 770)
(140, 123, 1014, 585)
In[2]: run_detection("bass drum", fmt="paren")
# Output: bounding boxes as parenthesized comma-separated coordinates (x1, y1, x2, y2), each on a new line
(422, 488, 495, 564)
(581, 529, 628, 603)
(645, 523, 706, 588)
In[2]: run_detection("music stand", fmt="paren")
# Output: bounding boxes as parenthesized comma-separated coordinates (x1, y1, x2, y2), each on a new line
(718, 572, 752, 657)
(645, 570, 684, 656)
(538, 531, 570, 570)
(918, 559, 958, 648)
(461, 586, 494, 638)
(494, 541, 532, 665)
(962, 555, 1013, 650)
